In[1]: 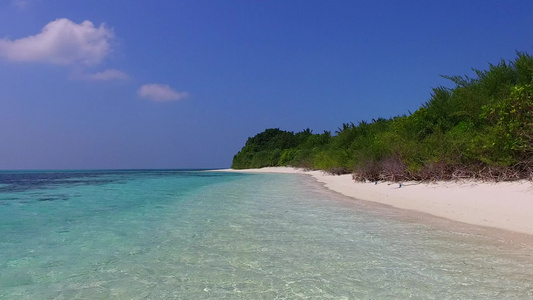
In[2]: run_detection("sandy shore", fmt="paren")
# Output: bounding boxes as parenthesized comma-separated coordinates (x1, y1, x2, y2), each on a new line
(217, 167, 533, 236)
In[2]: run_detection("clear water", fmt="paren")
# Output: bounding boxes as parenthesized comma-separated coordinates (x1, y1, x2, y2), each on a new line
(0, 170, 532, 299)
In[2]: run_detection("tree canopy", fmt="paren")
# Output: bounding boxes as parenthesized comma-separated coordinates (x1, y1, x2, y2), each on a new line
(232, 52, 533, 181)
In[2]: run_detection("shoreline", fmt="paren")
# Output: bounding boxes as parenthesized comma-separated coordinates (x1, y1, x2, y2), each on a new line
(215, 167, 533, 237)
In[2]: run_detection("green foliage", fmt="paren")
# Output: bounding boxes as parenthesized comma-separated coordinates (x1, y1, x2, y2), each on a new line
(231, 52, 533, 180)
(480, 84, 533, 164)
(231, 128, 297, 169)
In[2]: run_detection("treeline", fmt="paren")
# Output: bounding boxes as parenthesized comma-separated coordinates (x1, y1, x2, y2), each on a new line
(232, 52, 533, 181)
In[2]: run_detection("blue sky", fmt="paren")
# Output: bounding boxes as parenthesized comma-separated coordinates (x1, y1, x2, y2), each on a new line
(1, 0, 532, 169)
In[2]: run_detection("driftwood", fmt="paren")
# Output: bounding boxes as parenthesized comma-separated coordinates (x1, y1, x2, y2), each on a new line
(350, 160, 533, 183)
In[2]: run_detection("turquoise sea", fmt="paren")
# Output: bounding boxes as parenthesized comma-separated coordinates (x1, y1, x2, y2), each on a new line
(0, 170, 532, 299)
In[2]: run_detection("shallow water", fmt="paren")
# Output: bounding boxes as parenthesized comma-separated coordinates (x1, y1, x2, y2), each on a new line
(0, 170, 532, 299)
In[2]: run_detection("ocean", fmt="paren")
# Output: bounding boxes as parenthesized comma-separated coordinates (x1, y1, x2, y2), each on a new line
(0, 170, 532, 299)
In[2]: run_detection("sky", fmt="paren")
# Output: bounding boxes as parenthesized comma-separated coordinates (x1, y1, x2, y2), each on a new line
(1, 0, 532, 169)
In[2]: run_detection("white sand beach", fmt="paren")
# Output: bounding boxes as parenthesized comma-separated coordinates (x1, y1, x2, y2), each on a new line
(218, 167, 533, 236)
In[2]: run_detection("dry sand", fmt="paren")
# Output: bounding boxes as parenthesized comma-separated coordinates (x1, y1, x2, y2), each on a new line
(217, 167, 533, 236)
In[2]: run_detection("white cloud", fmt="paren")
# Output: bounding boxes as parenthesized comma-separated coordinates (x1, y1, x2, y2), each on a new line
(76, 69, 129, 81)
(138, 84, 189, 102)
(0, 18, 113, 66)
(12, 0, 41, 9)
(12, 0, 33, 9)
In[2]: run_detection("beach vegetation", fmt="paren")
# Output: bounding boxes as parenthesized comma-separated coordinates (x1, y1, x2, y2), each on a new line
(231, 52, 533, 181)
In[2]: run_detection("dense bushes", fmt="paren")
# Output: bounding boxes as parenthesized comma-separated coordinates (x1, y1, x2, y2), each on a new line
(231, 52, 533, 181)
